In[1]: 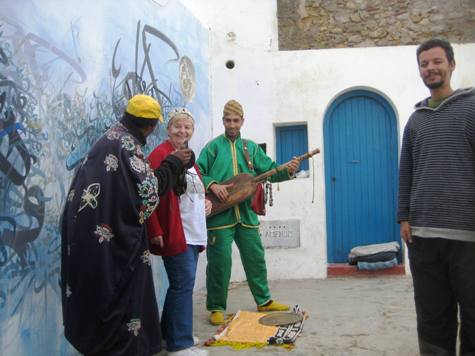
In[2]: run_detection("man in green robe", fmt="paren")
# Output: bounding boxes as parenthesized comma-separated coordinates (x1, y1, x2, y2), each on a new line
(197, 100, 300, 325)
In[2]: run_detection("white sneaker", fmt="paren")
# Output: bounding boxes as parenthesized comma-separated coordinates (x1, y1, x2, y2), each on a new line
(162, 336, 200, 348)
(168, 346, 209, 356)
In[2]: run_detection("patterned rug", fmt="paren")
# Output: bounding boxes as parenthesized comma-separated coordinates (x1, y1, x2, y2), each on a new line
(205, 306, 307, 350)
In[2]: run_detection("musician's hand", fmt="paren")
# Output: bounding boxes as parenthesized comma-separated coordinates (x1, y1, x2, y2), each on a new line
(172, 148, 193, 166)
(151, 235, 164, 248)
(204, 198, 212, 216)
(287, 157, 300, 175)
(210, 183, 233, 202)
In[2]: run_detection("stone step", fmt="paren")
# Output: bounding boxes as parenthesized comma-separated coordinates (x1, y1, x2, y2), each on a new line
(327, 263, 406, 277)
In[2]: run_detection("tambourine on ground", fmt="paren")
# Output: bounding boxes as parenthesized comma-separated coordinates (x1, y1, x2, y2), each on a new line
(258, 311, 304, 326)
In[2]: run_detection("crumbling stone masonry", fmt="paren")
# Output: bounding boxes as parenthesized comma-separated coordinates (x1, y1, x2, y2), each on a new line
(277, 0, 475, 50)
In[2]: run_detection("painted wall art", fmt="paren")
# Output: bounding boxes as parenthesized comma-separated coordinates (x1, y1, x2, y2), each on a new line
(0, 0, 210, 354)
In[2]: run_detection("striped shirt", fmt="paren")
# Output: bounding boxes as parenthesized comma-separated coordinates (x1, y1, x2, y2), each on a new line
(397, 87, 475, 242)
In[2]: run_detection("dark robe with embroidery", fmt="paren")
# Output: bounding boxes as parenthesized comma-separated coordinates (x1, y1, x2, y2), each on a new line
(61, 123, 182, 356)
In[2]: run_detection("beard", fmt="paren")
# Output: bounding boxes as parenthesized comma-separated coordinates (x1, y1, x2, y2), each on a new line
(422, 70, 446, 90)
(423, 78, 445, 89)
(225, 129, 239, 139)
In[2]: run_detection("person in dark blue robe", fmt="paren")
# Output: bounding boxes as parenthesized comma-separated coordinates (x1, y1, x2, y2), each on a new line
(61, 94, 193, 356)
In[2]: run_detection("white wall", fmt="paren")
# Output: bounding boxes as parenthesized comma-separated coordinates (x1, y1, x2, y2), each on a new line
(181, 0, 475, 288)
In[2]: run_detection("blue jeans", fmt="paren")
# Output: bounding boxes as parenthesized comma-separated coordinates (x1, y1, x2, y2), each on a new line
(162, 244, 199, 352)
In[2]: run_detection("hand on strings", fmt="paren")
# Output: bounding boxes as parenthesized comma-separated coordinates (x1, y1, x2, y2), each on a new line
(210, 183, 233, 202)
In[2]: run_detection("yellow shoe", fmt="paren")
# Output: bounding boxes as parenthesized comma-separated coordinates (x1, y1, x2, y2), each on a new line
(209, 311, 224, 325)
(257, 300, 290, 312)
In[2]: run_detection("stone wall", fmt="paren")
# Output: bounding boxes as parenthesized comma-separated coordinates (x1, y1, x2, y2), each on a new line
(278, 0, 475, 50)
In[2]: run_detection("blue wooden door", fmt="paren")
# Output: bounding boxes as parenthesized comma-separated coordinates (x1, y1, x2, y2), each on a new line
(324, 90, 399, 263)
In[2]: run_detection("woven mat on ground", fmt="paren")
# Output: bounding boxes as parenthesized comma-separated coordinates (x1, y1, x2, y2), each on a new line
(206, 306, 307, 350)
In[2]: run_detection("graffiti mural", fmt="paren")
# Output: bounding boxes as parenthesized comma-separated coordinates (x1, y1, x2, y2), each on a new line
(0, 0, 210, 354)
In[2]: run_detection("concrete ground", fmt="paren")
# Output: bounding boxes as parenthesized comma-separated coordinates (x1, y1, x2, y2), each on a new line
(191, 276, 419, 356)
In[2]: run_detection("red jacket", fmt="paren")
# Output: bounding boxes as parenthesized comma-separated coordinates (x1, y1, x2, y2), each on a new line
(146, 140, 204, 256)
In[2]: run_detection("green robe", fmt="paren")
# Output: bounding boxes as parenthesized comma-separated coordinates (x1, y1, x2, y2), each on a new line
(197, 134, 292, 230)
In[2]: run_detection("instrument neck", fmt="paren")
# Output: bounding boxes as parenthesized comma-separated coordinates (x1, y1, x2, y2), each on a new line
(252, 148, 319, 183)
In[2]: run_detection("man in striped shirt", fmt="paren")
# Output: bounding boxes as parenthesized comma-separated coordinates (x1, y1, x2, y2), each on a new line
(398, 39, 475, 356)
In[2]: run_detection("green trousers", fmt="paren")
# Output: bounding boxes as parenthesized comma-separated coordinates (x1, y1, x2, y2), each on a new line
(206, 224, 271, 311)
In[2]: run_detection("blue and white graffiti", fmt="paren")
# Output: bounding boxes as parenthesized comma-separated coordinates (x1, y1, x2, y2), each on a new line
(0, 1, 210, 354)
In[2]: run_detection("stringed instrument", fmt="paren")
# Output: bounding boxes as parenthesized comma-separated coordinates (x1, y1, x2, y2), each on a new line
(206, 148, 320, 217)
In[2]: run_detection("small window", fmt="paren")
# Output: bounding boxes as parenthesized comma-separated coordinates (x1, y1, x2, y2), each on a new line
(275, 124, 309, 172)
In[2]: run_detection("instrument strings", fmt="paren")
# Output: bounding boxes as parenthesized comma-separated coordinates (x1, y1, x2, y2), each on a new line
(311, 156, 315, 204)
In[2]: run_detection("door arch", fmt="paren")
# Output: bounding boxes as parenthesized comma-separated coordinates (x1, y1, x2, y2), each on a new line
(324, 89, 399, 263)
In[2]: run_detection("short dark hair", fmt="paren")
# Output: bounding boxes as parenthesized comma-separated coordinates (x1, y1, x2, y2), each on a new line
(416, 39, 455, 65)
(122, 111, 158, 129)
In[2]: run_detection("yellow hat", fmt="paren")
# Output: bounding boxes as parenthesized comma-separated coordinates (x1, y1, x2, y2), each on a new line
(126, 94, 164, 122)
(223, 99, 243, 117)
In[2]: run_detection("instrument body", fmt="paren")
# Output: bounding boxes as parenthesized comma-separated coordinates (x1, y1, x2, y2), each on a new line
(206, 148, 320, 217)
(206, 173, 257, 216)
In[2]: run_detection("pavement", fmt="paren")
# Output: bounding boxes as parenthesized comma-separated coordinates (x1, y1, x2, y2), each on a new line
(191, 276, 419, 356)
